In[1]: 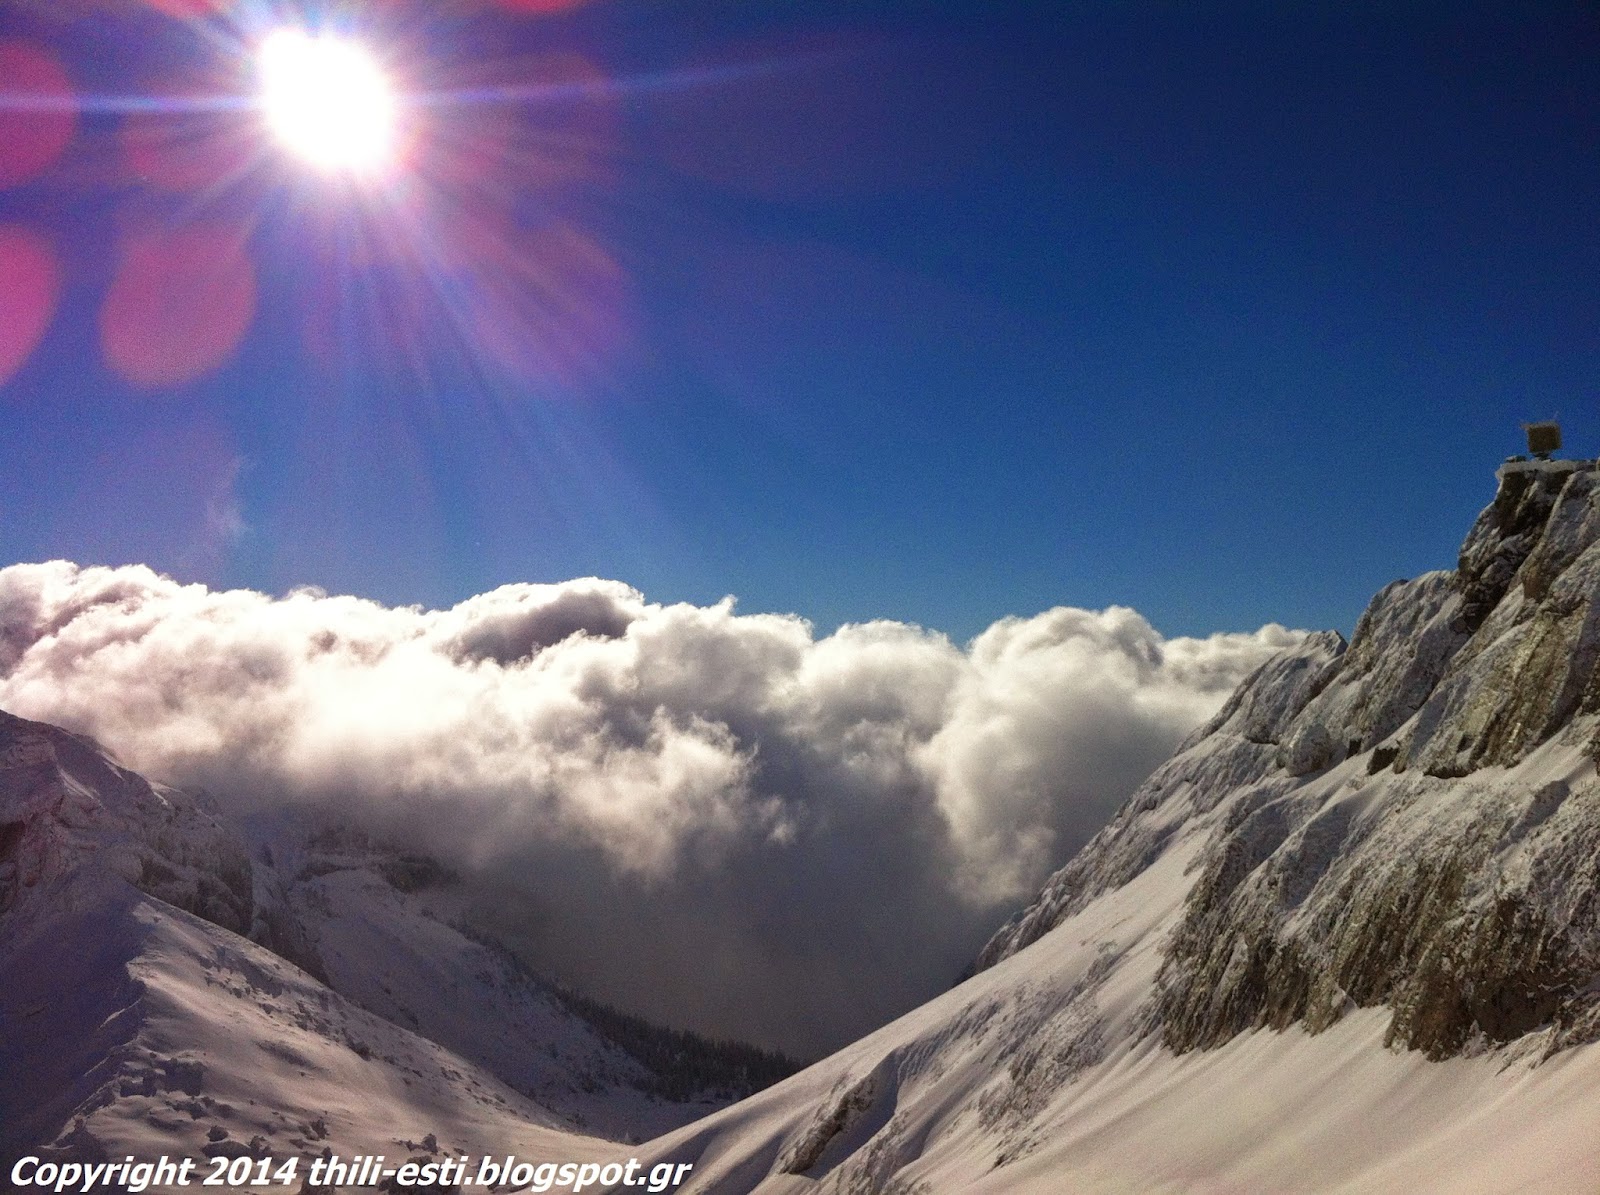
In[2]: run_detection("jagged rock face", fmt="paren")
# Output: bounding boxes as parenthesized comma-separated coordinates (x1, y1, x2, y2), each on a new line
(979, 464, 1600, 1062)
(974, 632, 1346, 972)
(1454, 465, 1573, 632)
(1155, 768, 1600, 1059)
(1291, 570, 1464, 762)
(0, 709, 253, 934)
(1407, 468, 1600, 777)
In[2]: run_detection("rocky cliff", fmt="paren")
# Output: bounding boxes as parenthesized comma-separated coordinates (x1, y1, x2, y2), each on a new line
(979, 459, 1600, 1061)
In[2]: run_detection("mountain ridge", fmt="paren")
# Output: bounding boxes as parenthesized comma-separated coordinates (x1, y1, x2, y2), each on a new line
(976, 458, 1600, 1061)
(0, 707, 788, 1165)
(624, 459, 1600, 1191)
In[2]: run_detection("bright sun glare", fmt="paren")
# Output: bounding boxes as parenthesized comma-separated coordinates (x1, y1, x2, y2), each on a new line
(259, 29, 397, 174)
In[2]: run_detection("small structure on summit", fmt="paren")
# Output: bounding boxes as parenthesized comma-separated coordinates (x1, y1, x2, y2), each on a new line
(1496, 420, 1596, 481)
(1524, 421, 1562, 458)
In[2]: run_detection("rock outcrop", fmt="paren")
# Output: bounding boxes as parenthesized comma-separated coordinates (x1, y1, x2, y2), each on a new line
(980, 461, 1600, 1062)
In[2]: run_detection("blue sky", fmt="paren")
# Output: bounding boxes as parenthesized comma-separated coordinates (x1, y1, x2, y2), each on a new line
(1, 0, 1595, 643)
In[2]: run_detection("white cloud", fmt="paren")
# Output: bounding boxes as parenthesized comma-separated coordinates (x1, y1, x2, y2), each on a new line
(0, 561, 1302, 1055)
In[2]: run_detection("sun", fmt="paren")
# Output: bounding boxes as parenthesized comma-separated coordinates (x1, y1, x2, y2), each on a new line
(258, 29, 397, 175)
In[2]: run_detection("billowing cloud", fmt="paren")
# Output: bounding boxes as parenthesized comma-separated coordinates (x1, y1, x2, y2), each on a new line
(0, 561, 1303, 1055)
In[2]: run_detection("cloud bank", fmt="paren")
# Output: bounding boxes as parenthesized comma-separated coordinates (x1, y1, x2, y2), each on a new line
(0, 562, 1303, 1055)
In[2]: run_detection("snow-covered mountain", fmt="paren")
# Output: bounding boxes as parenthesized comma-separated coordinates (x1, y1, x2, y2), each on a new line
(8, 458, 1600, 1191)
(625, 459, 1600, 1191)
(0, 710, 783, 1169)
(242, 820, 787, 1139)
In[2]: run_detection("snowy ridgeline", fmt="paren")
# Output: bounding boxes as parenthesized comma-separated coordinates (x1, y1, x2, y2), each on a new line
(627, 463, 1600, 1191)
(0, 718, 793, 1170)
(7, 462, 1600, 1191)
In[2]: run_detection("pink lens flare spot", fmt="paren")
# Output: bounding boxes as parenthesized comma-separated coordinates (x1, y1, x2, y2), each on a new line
(139, 0, 233, 18)
(0, 225, 60, 387)
(100, 224, 257, 389)
(0, 41, 76, 187)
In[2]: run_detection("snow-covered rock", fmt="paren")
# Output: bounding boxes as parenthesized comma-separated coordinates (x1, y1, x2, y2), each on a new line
(981, 462, 1600, 1061)
(0, 709, 252, 934)
(626, 464, 1600, 1191)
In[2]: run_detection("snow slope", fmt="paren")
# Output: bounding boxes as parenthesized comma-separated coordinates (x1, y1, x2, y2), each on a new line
(634, 845, 1600, 1193)
(0, 709, 613, 1169)
(629, 461, 1600, 1192)
(0, 708, 739, 1172)
(246, 821, 734, 1140)
(0, 873, 605, 1168)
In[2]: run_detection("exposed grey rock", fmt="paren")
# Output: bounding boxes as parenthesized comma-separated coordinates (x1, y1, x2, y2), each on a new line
(1183, 630, 1348, 750)
(978, 463, 1600, 1064)
(1280, 720, 1334, 776)
(1454, 463, 1576, 633)
(776, 1064, 888, 1176)
(1292, 570, 1466, 759)
(1406, 471, 1600, 777)
(975, 632, 1344, 971)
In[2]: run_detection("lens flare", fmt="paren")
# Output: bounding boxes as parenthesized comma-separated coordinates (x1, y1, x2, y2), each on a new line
(140, 0, 233, 16)
(0, 40, 76, 187)
(259, 29, 396, 174)
(123, 73, 255, 193)
(0, 225, 59, 386)
(489, 0, 594, 12)
(101, 224, 256, 389)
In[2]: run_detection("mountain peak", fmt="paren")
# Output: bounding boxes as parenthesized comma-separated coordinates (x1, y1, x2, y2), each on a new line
(978, 463, 1600, 1062)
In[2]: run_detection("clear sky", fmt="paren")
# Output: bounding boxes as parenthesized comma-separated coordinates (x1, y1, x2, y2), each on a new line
(1, 0, 1596, 643)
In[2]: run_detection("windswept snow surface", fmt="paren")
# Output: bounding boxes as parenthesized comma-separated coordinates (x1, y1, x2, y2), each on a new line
(247, 823, 731, 1139)
(1, 874, 604, 1168)
(630, 464, 1600, 1192)
(633, 833, 1600, 1193)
